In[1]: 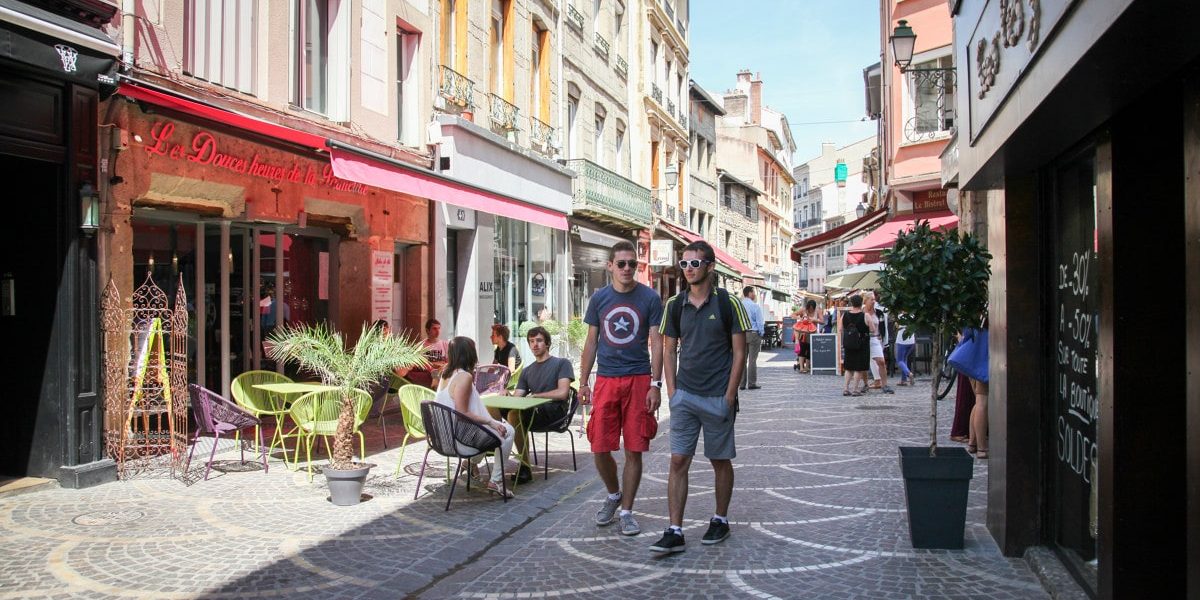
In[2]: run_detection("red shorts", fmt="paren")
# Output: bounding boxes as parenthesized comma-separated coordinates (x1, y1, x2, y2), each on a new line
(588, 374, 657, 453)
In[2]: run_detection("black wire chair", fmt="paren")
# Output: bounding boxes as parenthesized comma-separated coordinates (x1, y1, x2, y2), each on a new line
(416, 401, 508, 510)
(527, 389, 580, 480)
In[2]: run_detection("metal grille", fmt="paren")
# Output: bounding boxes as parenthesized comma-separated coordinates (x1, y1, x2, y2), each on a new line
(102, 274, 189, 479)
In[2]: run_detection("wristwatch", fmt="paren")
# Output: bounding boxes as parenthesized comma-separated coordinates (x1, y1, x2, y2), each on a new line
(649, 380, 663, 389)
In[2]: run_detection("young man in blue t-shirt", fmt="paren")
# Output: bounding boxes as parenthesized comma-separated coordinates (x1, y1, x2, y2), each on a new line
(579, 240, 664, 537)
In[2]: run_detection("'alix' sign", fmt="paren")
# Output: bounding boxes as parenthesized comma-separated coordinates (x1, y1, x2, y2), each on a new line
(143, 121, 368, 195)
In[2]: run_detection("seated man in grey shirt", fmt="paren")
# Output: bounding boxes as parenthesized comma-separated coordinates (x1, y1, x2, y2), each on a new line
(502, 326, 574, 483)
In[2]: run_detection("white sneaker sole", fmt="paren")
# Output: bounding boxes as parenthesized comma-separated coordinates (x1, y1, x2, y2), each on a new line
(701, 532, 730, 545)
(620, 527, 641, 536)
(649, 545, 685, 554)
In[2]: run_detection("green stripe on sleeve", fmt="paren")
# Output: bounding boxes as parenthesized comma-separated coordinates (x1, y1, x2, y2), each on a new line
(730, 295, 751, 330)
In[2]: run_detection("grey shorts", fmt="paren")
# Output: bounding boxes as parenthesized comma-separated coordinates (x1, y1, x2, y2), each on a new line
(669, 388, 736, 460)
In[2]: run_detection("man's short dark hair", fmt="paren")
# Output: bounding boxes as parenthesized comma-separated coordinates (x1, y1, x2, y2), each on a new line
(526, 326, 551, 346)
(609, 240, 636, 260)
(682, 240, 715, 263)
(491, 323, 510, 342)
(742, 286, 754, 297)
(424, 318, 440, 332)
(850, 294, 863, 308)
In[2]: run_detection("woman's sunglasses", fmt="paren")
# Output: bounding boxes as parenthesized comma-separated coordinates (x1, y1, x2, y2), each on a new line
(678, 259, 713, 269)
(613, 259, 639, 269)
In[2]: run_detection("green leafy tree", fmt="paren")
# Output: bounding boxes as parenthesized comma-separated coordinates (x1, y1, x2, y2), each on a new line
(266, 323, 427, 470)
(879, 221, 991, 455)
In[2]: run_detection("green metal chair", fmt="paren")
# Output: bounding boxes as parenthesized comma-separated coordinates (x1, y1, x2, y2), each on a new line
(392, 384, 447, 478)
(506, 364, 523, 391)
(230, 370, 294, 457)
(288, 388, 372, 481)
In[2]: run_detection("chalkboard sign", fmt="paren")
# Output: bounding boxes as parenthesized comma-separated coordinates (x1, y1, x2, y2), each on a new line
(1050, 155, 1098, 565)
(809, 333, 838, 374)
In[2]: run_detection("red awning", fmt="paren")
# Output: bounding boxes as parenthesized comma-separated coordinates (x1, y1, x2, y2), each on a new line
(329, 147, 568, 231)
(658, 221, 759, 278)
(790, 208, 888, 263)
(118, 82, 328, 150)
(845, 212, 958, 265)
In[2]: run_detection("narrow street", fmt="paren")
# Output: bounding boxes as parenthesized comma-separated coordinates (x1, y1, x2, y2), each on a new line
(0, 350, 1046, 599)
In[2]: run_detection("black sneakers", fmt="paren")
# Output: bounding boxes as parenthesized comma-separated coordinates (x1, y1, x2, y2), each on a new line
(512, 465, 533, 484)
(702, 518, 730, 545)
(648, 528, 686, 554)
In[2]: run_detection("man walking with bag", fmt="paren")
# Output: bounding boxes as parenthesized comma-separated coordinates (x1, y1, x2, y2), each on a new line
(739, 286, 764, 390)
(579, 240, 664, 537)
(651, 240, 749, 554)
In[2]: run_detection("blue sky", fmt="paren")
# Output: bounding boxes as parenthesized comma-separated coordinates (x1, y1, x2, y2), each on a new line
(689, 0, 881, 166)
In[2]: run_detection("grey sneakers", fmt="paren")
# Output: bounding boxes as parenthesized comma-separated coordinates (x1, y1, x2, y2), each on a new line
(595, 495, 621, 526)
(619, 512, 641, 536)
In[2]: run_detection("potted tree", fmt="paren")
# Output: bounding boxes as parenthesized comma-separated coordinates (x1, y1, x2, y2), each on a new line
(878, 221, 991, 548)
(267, 323, 427, 505)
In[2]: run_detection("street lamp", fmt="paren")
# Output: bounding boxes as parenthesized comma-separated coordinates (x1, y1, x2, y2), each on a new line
(855, 202, 867, 219)
(663, 162, 678, 190)
(890, 20, 917, 72)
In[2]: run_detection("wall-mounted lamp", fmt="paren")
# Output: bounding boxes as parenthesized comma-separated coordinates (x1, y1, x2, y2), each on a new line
(889, 20, 917, 72)
(855, 202, 867, 219)
(79, 182, 100, 234)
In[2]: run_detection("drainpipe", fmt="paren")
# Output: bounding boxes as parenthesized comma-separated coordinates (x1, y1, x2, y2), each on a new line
(121, 0, 135, 68)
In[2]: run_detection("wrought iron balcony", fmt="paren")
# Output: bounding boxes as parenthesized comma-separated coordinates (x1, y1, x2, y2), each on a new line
(664, 0, 674, 21)
(529, 116, 557, 154)
(615, 56, 628, 79)
(593, 32, 610, 59)
(678, 111, 687, 131)
(650, 82, 663, 105)
(489, 93, 520, 132)
(666, 203, 676, 222)
(566, 3, 584, 31)
(666, 99, 675, 118)
(439, 65, 474, 109)
(565, 158, 652, 228)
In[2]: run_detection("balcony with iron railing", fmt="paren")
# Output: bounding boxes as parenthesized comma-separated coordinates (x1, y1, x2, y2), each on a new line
(489, 93, 520, 133)
(650, 82, 663, 105)
(529, 116, 557, 156)
(615, 56, 628, 79)
(593, 32, 610, 59)
(565, 158, 652, 228)
(678, 111, 687, 132)
(566, 3, 584, 31)
(666, 99, 675, 118)
(439, 65, 474, 110)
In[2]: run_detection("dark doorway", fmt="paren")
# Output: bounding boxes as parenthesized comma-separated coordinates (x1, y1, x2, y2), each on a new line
(0, 155, 62, 476)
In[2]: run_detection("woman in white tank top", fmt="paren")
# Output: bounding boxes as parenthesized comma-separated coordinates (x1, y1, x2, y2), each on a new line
(435, 336, 516, 498)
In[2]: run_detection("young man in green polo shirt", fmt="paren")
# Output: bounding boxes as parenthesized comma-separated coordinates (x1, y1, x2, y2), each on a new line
(651, 240, 750, 554)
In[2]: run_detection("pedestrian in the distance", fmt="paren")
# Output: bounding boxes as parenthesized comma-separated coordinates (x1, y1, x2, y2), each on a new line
(840, 295, 871, 396)
(894, 321, 916, 386)
(739, 286, 764, 390)
(652, 240, 749, 554)
(578, 240, 663, 537)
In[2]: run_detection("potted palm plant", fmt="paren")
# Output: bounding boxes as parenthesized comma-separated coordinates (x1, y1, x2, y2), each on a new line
(878, 220, 991, 548)
(267, 322, 426, 505)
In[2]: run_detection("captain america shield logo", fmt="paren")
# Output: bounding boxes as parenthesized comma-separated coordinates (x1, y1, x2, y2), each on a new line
(601, 304, 641, 347)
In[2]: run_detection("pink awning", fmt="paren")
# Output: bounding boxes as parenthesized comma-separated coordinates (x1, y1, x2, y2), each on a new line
(659, 221, 759, 278)
(846, 212, 959, 265)
(329, 148, 568, 231)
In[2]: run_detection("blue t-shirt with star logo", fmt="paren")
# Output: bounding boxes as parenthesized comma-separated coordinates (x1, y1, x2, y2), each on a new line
(583, 283, 663, 377)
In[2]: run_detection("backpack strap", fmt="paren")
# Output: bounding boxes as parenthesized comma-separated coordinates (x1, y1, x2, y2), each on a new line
(669, 288, 735, 349)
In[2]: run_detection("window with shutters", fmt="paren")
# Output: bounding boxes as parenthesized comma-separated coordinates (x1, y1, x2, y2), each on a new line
(184, 0, 257, 94)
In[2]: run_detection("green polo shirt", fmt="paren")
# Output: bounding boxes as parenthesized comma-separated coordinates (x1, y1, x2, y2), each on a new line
(661, 288, 750, 397)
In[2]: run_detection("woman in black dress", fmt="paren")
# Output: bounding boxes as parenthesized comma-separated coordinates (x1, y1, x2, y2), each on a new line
(840, 294, 871, 396)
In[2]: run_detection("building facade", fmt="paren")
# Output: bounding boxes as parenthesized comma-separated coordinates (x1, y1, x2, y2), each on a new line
(944, 0, 1200, 597)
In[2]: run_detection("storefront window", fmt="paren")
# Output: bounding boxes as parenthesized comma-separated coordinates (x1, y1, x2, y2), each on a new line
(1049, 152, 1099, 593)
(493, 217, 565, 353)
(570, 240, 610, 320)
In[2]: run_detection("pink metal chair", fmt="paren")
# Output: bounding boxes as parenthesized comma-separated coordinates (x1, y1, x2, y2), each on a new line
(473, 364, 511, 395)
(187, 384, 268, 480)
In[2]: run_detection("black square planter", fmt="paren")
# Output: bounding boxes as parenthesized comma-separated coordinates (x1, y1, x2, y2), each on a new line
(898, 446, 975, 549)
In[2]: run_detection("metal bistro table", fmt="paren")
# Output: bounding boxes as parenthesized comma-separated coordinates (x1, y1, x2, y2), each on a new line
(251, 382, 337, 461)
(481, 394, 551, 486)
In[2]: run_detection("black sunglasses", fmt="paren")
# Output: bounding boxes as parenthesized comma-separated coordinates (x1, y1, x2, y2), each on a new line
(614, 259, 639, 269)
(678, 259, 713, 269)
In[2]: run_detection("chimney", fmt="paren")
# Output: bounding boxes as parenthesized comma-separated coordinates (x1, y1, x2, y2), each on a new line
(724, 92, 747, 119)
(736, 69, 752, 85)
(750, 72, 762, 125)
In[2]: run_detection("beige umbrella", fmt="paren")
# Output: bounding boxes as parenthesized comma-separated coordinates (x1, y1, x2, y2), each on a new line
(824, 262, 884, 290)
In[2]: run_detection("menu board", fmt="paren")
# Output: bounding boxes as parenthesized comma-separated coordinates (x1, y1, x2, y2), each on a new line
(1051, 157, 1098, 564)
(809, 333, 838, 374)
(371, 251, 393, 323)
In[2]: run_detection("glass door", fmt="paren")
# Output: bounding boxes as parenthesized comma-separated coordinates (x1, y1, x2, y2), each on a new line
(1048, 150, 1100, 595)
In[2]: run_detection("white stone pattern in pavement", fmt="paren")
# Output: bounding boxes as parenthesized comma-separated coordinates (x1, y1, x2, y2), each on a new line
(426, 350, 1049, 600)
(0, 350, 1048, 599)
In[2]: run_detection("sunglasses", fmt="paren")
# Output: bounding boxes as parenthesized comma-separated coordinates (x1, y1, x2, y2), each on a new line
(613, 259, 639, 269)
(678, 259, 713, 269)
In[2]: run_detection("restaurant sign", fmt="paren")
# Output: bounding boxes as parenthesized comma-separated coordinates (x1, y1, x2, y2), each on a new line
(912, 189, 949, 214)
(143, 121, 368, 195)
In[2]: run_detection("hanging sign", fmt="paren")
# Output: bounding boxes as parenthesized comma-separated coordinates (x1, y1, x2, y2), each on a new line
(371, 251, 393, 322)
(649, 239, 675, 266)
(531, 273, 546, 296)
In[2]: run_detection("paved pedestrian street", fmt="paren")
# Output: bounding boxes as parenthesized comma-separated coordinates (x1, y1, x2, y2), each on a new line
(0, 351, 1048, 599)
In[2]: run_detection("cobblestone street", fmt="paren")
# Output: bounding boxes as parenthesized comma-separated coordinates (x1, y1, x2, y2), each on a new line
(0, 350, 1047, 599)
